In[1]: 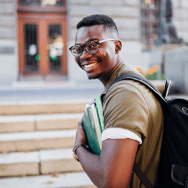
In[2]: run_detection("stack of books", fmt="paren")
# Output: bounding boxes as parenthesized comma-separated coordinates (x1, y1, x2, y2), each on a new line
(82, 95, 104, 155)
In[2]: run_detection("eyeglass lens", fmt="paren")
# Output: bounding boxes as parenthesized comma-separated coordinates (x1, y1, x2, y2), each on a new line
(71, 41, 98, 57)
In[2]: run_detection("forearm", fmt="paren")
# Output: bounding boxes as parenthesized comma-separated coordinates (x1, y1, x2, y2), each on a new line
(74, 120, 106, 187)
(74, 120, 138, 187)
(77, 147, 104, 187)
(76, 140, 137, 188)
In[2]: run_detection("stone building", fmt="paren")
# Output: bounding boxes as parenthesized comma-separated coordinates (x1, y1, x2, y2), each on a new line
(0, 0, 187, 85)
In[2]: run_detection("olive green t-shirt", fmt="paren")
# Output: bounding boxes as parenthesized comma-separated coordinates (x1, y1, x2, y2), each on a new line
(102, 62, 163, 187)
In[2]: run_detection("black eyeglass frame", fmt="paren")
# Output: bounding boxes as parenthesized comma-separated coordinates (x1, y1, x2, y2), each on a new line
(69, 39, 117, 57)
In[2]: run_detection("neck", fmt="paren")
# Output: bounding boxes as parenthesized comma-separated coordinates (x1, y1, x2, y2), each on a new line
(99, 54, 124, 87)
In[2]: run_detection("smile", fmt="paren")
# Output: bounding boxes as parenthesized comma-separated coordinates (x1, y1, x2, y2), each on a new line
(82, 62, 98, 71)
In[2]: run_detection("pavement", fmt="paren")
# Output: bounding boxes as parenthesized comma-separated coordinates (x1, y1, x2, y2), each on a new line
(0, 172, 95, 188)
(0, 79, 188, 104)
(0, 80, 104, 105)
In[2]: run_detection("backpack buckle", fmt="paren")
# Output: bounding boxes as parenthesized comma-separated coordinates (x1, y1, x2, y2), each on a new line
(182, 107, 188, 113)
(162, 80, 172, 98)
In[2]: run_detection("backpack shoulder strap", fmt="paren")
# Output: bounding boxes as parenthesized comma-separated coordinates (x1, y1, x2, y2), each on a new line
(133, 164, 154, 188)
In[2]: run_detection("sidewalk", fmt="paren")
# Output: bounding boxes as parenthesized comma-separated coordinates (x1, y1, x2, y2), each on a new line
(0, 80, 187, 105)
(0, 80, 104, 105)
(0, 172, 96, 188)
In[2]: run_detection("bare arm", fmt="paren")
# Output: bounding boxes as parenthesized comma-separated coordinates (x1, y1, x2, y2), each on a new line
(74, 120, 138, 188)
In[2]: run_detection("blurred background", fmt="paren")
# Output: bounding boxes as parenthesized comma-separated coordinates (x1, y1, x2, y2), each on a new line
(0, 0, 187, 92)
(0, 0, 188, 188)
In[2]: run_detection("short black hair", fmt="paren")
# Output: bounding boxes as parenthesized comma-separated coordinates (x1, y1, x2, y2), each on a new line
(77, 14, 119, 37)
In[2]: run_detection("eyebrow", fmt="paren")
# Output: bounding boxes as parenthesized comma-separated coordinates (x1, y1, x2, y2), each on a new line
(75, 38, 99, 45)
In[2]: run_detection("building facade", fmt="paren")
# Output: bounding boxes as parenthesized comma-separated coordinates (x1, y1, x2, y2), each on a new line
(0, 0, 187, 85)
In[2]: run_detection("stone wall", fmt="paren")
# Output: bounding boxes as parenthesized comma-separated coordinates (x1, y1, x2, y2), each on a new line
(164, 46, 188, 93)
(0, 0, 16, 40)
(68, 0, 140, 42)
(0, 0, 18, 85)
(172, 0, 188, 42)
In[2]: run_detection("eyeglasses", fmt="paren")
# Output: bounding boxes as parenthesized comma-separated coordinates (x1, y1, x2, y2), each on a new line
(69, 39, 117, 57)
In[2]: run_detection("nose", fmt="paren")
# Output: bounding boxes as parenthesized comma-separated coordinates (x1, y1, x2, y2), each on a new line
(80, 48, 92, 60)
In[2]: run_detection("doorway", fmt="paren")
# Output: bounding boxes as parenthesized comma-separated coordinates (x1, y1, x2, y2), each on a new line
(17, 0, 67, 80)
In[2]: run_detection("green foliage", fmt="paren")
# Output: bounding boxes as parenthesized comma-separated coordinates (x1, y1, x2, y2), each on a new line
(145, 72, 166, 80)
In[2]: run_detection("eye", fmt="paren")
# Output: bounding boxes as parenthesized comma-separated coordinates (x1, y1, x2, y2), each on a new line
(87, 42, 98, 49)
(72, 46, 82, 53)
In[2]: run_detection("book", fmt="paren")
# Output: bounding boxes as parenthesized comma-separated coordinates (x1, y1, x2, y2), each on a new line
(82, 95, 104, 155)
(90, 103, 102, 149)
(95, 95, 104, 133)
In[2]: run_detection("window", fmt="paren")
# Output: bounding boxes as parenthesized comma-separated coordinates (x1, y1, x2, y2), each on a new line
(48, 24, 63, 73)
(24, 24, 38, 73)
(19, 0, 65, 7)
(141, 0, 161, 51)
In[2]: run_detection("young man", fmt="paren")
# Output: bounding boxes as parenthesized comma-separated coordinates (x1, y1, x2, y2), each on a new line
(70, 14, 163, 188)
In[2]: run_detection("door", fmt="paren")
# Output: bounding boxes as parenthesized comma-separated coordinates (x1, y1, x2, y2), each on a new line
(17, 0, 67, 79)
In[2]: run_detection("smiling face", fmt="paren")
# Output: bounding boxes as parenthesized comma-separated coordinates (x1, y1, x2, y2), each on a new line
(75, 25, 121, 85)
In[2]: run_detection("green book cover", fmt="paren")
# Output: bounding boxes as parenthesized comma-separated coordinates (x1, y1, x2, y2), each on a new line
(82, 96, 104, 155)
(90, 103, 102, 149)
(95, 95, 104, 132)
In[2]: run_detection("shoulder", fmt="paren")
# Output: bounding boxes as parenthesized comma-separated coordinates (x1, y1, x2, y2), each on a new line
(104, 78, 161, 112)
(104, 79, 150, 107)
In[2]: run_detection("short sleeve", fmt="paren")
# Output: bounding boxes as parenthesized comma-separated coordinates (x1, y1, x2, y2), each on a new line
(103, 80, 149, 140)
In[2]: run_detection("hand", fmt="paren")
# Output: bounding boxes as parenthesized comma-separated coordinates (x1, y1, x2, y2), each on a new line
(74, 118, 87, 147)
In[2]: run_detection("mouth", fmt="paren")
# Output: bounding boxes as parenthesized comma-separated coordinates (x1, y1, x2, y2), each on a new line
(81, 62, 98, 72)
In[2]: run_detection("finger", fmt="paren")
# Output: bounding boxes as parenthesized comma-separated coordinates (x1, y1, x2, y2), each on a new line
(78, 118, 83, 127)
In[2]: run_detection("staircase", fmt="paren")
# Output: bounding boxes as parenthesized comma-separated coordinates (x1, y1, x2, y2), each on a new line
(0, 101, 96, 188)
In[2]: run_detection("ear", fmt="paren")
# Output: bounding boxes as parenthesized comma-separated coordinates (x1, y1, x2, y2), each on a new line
(115, 40, 122, 54)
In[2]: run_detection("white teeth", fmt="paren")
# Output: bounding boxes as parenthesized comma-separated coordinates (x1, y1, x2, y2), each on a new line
(84, 63, 95, 68)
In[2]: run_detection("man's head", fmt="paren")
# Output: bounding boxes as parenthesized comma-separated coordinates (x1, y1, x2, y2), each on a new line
(70, 14, 123, 85)
(77, 14, 119, 39)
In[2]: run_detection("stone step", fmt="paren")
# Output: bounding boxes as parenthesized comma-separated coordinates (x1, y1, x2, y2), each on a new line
(0, 148, 83, 177)
(0, 101, 86, 116)
(0, 129, 76, 153)
(0, 172, 96, 188)
(0, 113, 82, 133)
